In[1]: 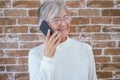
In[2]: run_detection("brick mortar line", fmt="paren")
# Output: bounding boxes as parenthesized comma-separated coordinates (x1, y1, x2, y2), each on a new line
(0, 16, 120, 18)
(0, 39, 119, 42)
(0, 32, 120, 34)
(9, 24, 120, 26)
(1, 8, 120, 10)
(0, 47, 119, 50)
(1, 25, 120, 27)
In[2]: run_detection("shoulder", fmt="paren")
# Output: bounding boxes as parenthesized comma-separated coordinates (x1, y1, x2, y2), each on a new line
(70, 38, 92, 49)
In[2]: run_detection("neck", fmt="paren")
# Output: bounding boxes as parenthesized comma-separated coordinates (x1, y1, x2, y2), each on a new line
(60, 36, 67, 43)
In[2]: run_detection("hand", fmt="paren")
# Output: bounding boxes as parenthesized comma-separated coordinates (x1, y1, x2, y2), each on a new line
(44, 30, 61, 58)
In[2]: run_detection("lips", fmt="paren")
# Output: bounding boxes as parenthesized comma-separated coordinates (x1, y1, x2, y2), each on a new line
(57, 26, 67, 31)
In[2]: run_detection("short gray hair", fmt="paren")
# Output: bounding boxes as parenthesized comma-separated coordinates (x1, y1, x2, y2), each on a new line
(38, 0, 68, 26)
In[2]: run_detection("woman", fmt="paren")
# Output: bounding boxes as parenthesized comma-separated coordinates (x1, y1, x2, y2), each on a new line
(28, 0, 98, 80)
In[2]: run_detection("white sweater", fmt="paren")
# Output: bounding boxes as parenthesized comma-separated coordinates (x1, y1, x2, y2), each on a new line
(28, 37, 97, 80)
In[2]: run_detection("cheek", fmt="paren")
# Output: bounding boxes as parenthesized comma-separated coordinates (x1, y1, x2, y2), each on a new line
(67, 23, 70, 32)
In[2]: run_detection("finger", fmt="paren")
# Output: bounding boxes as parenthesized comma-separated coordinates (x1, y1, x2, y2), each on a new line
(46, 29, 50, 42)
(49, 31, 58, 43)
(50, 33, 61, 47)
(54, 37, 61, 48)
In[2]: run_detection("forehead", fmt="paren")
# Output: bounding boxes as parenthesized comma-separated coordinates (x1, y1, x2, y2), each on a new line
(54, 9, 68, 18)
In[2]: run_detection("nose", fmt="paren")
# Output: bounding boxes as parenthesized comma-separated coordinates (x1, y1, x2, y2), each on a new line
(60, 20, 66, 27)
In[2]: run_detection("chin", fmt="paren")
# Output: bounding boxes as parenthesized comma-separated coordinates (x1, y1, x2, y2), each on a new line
(60, 32, 68, 42)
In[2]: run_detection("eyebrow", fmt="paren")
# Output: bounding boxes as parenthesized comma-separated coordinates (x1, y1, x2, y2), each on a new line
(54, 14, 68, 19)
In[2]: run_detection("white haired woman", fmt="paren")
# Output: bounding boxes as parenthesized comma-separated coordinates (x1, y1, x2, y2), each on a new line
(28, 0, 98, 80)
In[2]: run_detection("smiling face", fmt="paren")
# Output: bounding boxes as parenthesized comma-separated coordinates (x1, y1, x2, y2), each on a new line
(38, 1, 71, 42)
(49, 10, 71, 42)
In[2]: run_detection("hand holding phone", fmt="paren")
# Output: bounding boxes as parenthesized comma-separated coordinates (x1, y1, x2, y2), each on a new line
(40, 21, 54, 36)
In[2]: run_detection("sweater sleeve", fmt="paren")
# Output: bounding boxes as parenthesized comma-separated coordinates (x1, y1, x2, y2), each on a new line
(88, 46, 98, 80)
(28, 49, 55, 80)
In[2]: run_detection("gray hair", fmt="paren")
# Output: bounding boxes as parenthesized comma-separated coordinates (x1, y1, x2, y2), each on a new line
(38, 0, 68, 26)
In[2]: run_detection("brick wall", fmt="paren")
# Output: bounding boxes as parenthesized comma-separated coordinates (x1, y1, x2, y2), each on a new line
(0, 0, 120, 80)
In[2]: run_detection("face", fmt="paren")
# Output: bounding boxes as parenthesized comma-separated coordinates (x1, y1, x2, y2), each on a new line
(49, 10, 71, 42)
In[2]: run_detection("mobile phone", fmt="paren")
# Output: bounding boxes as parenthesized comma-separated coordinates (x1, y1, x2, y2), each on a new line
(40, 21, 54, 36)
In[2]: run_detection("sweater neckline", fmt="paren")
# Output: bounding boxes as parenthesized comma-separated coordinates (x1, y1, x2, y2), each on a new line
(57, 37, 71, 49)
(42, 37, 71, 49)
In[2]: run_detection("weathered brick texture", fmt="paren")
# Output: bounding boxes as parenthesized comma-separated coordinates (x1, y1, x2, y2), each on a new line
(0, 0, 120, 80)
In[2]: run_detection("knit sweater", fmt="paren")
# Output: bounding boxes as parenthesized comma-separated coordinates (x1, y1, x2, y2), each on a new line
(28, 37, 97, 80)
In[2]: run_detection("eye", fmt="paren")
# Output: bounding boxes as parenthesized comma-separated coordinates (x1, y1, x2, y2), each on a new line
(53, 18, 61, 22)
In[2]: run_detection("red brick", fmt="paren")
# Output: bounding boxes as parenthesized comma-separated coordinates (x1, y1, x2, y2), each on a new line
(87, 1, 113, 8)
(19, 34, 39, 41)
(0, 1, 11, 8)
(93, 41, 116, 48)
(0, 35, 6, 42)
(15, 73, 29, 80)
(92, 34, 111, 40)
(102, 26, 120, 32)
(112, 57, 120, 62)
(68, 34, 79, 40)
(5, 9, 27, 16)
(0, 50, 4, 56)
(7, 34, 19, 42)
(66, 1, 81, 8)
(95, 57, 110, 63)
(18, 18, 38, 24)
(118, 41, 120, 47)
(68, 10, 77, 16)
(69, 26, 77, 33)
(0, 66, 5, 71)
(101, 63, 120, 70)
(93, 49, 102, 55)
(4, 26, 28, 33)
(29, 9, 38, 17)
(113, 18, 120, 24)
(111, 34, 120, 40)
(0, 11, 3, 16)
(29, 27, 41, 33)
(0, 27, 3, 33)
(0, 58, 16, 64)
(91, 17, 112, 24)
(38, 34, 46, 41)
(78, 26, 101, 32)
(97, 72, 112, 78)
(102, 9, 120, 16)
(18, 58, 28, 64)
(71, 17, 89, 25)
(0, 42, 18, 49)
(96, 64, 100, 70)
(13, 1, 40, 8)
(0, 73, 13, 80)
(104, 49, 120, 55)
(6, 50, 29, 57)
(20, 42, 43, 49)
(0, 18, 16, 25)
(80, 33, 92, 41)
(78, 9, 100, 16)
(6, 65, 28, 72)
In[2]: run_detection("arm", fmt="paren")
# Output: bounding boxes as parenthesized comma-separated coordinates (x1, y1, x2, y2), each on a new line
(88, 46, 98, 80)
(28, 30, 61, 80)
(28, 49, 55, 80)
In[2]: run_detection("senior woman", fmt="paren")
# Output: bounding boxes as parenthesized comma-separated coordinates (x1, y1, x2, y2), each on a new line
(28, 0, 98, 80)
